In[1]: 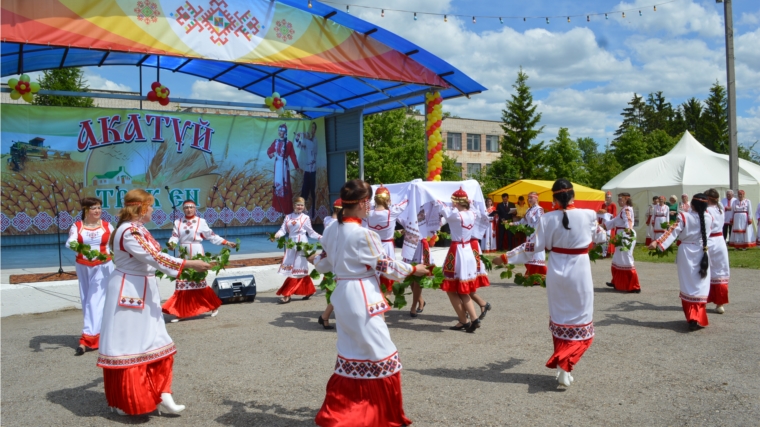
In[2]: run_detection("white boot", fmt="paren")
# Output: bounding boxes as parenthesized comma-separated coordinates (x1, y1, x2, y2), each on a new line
(557, 368, 572, 387)
(716, 305, 725, 314)
(170, 318, 180, 323)
(158, 393, 185, 415)
(210, 309, 219, 317)
(568, 372, 574, 383)
(555, 369, 561, 379)
(110, 407, 127, 416)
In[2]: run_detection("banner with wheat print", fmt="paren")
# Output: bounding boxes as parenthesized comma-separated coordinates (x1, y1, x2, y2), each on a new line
(1, 104, 329, 235)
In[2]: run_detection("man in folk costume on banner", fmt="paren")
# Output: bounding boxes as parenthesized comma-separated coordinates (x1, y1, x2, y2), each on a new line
(651, 196, 671, 243)
(604, 193, 641, 293)
(502, 192, 547, 278)
(163, 200, 236, 322)
(363, 185, 409, 297)
(729, 190, 756, 250)
(494, 179, 607, 387)
(296, 121, 319, 218)
(721, 190, 735, 242)
(267, 123, 300, 215)
(601, 191, 617, 256)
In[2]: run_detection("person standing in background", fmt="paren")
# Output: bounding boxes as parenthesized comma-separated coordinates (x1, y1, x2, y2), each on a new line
(722, 190, 735, 243)
(667, 195, 679, 221)
(679, 194, 691, 213)
(492, 193, 515, 250)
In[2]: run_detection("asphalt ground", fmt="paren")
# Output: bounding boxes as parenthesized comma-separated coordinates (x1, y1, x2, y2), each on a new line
(2, 258, 759, 426)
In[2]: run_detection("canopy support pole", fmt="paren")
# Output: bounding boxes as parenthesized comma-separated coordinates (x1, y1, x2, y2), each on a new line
(359, 110, 364, 180)
(721, 0, 739, 191)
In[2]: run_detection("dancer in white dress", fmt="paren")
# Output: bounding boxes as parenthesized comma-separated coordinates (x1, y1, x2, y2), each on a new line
(504, 192, 547, 278)
(729, 190, 756, 249)
(650, 193, 713, 330)
(317, 198, 342, 330)
(311, 179, 428, 427)
(604, 193, 641, 293)
(66, 197, 114, 355)
(704, 189, 730, 314)
(483, 198, 498, 253)
(363, 185, 408, 294)
(271, 197, 321, 304)
(494, 179, 607, 387)
(99, 189, 211, 416)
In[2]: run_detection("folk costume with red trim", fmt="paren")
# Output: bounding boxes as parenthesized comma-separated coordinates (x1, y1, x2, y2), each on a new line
(604, 205, 641, 292)
(439, 188, 483, 294)
(274, 212, 321, 297)
(267, 123, 300, 215)
(706, 205, 730, 306)
(363, 185, 408, 293)
(729, 196, 756, 249)
(66, 219, 114, 349)
(655, 211, 714, 327)
(162, 203, 227, 319)
(483, 205, 498, 253)
(602, 197, 617, 256)
(525, 206, 607, 376)
(323, 198, 342, 228)
(313, 217, 418, 427)
(503, 204, 547, 277)
(98, 222, 187, 415)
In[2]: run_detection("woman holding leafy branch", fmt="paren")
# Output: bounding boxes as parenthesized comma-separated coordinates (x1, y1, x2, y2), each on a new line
(271, 197, 321, 304)
(163, 200, 236, 322)
(363, 185, 408, 296)
(603, 193, 641, 293)
(65, 197, 114, 356)
(648, 194, 713, 331)
(495, 179, 607, 387)
(316, 198, 342, 330)
(704, 189, 730, 314)
(309, 179, 428, 427)
(99, 189, 212, 416)
(504, 191, 547, 278)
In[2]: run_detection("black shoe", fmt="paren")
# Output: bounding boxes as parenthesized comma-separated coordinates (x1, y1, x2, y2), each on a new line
(688, 320, 703, 331)
(478, 302, 491, 320)
(302, 294, 314, 300)
(74, 346, 85, 356)
(278, 297, 291, 304)
(629, 289, 641, 294)
(449, 322, 470, 331)
(605, 282, 615, 288)
(317, 315, 335, 330)
(409, 311, 418, 318)
(416, 301, 426, 314)
(466, 319, 481, 333)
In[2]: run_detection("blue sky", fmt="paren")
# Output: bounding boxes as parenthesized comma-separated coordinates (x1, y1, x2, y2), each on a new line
(6, 0, 760, 149)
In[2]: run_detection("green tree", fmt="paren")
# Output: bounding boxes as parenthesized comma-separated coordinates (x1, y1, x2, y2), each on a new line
(700, 81, 728, 153)
(542, 128, 588, 184)
(477, 157, 519, 194)
(643, 91, 677, 136)
(32, 68, 94, 107)
(612, 127, 648, 170)
(346, 109, 460, 183)
(644, 129, 676, 158)
(614, 93, 646, 138)
(500, 68, 545, 179)
(679, 97, 703, 138)
(589, 148, 624, 189)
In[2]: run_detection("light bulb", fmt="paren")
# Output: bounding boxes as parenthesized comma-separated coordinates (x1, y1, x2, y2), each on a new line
(639, 10, 642, 16)
(444, 14, 447, 22)
(622, 12, 625, 18)
(307, 0, 312, 8)
(605, 13, 608, 19)
(546, 17, 549, 24)
(381, 9, 384, 17)
(567, 16, 570, 23)
(414, 12, 417, 21)
(523, 17, 526, 22)
(587, 15, 590, 22)
(346, 5, 349, 14)
(472, 16, 476, 24)
(499, 17, 503, 24)
(654, 6, 657, 11)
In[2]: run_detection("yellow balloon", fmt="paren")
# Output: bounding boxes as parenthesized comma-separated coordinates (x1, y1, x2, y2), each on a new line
(22, 92, 33, 103)
(272, 92, 280, 98)
(434, 175, 441, 181)
(281, 98, 287, 106)
(19, 74, 30, 82)
(30, 82, 40, 93)
(8, 78, 19, 88)
(10, 91, 21, 100)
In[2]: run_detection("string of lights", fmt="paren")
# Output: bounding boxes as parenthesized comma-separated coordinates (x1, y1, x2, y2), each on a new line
(309, 0, 682, 23)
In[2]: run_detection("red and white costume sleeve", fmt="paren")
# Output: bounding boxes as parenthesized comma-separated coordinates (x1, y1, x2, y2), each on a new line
(679, 202, 691, 213)
(651, 204, 670, 240)
(97, 222, 186, 415)
(526, 208, 606, 373)
(168, 216, 228, 258)
(363, 201, 408, 292)
(66, 220, 114, 349)
(706, 206, 729, 306)
(655, 211, 714, 327)
(439, 203, 485, 294)
(729, 199, 756, 249)
(312, 218, 415, 427)
(274, 212, 321, 297)
(504, 205, 547, 276)
(604, 206, 641, 292)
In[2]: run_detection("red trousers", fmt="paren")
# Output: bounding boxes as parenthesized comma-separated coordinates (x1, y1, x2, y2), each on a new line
(103, 355, 174, 415)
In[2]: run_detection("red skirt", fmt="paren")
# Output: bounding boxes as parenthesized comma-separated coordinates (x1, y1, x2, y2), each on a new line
(277, 276, 316, 297)
(545, 336, 593, 372)
(379, 277, 394, 294)
(103, 355, 174, 415)
(707, 283, 729, 305)
(441, 278, 479, 295)
(608, 229, 617, 256)
(525, 264, 548, 276)
(162, 287, 222, 318)
(610, 265, 640, 292)
(80, 333, 99, 349)
(681, 300, 709, 327)
(315, 372, 411, 427)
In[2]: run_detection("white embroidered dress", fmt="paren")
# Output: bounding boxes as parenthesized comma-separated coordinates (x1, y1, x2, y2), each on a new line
(275, 212, 321, 277)
(439, 204, 481, 293)
(605, 206, 637, 270)
(97, 222, 185, 369)
(505, 205, 546, 268)
(652, 204, 670, 239)
(729, 199, 756, 248)
(313, 219, 416, 378)
(363, 202, 408, 261)
(706, 206, 730, 290)
(168, 215, 228, 258)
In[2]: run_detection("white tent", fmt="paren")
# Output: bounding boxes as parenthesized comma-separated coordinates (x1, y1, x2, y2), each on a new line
(602, 131, 760, 242)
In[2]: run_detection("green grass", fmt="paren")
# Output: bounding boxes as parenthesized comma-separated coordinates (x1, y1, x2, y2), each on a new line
(634, 245, 760, 270)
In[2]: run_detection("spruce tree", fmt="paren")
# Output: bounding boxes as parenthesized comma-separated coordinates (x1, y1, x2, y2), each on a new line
(32, 68, 94, 107)
(700, 81, 728, 153)
(498, 68, 545, 179)
(614, 93, 646, 138)
(679, 97, 703, 138)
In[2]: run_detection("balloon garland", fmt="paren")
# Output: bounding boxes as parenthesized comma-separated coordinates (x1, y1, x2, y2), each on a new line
(147, 81, 171, 106)
(425, 92, 443, 181)
(265, 92, 287, 113)
(7, 74, 40, 103)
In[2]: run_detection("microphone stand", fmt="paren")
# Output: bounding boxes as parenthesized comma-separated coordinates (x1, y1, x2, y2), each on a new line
(165, 185, 177, 257)
(40, 184, 76, 280)
(211, 184, 228, 239)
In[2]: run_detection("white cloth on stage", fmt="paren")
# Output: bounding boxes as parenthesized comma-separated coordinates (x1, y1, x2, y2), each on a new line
(314, 221, 416, 377)
(706, 206, 730, 285)
(729, 199, 755, 246)
(605, 206, 637, 269)
(98, 222, 186, 368)
(274, 212, 321, 277)
(527, 209, 607, 335)
(168, 215, 227, 258)
(656, 211, 713, 302)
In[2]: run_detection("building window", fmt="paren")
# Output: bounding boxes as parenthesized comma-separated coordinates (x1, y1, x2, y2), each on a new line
(486, 135, 500, 152)
(467, 134, 481, 151)
(485, 163, 492, 172)
(447, 133, 462, 151)
(454, 162, 463, 178)
(467, 163, 481, 177)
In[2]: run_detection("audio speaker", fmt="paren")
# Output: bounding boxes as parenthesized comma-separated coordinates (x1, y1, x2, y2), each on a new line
(212, 274, 256, 304)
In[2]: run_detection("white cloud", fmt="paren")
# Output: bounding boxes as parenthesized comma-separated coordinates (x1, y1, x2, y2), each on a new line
(738, 106, 760, 148)
(83, 71, 132, 92)
(613, 0, 724, 38)
(189, 80, 264, 103)
(737, 10, 760, 26)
